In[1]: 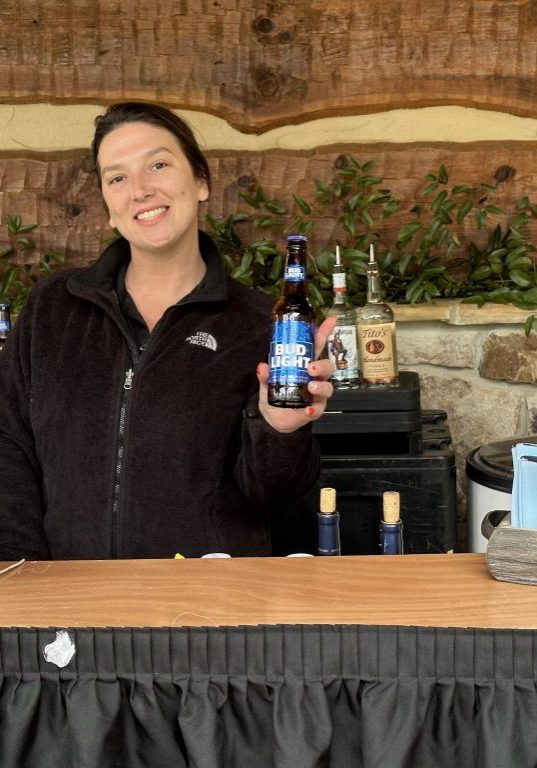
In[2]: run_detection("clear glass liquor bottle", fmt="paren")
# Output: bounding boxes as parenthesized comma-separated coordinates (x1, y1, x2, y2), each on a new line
(326, 246, 359, 388)
(357, 245, 398, 387)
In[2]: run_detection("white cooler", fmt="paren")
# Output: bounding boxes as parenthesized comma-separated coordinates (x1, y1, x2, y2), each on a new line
(464, 437, 537, 552)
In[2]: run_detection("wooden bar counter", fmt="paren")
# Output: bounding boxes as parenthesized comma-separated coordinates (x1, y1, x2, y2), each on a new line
(1, 552, 537, 629)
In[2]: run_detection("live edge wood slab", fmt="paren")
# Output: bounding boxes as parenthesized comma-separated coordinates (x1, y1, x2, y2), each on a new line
(1, 554, 537, 630)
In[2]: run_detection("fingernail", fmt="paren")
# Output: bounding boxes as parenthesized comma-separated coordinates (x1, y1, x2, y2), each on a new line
(310, 364, 317, 374)
(306, 406, 315, 417)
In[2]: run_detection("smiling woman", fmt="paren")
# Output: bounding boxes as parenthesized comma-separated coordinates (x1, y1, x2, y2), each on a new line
(0, 101, 335, 563)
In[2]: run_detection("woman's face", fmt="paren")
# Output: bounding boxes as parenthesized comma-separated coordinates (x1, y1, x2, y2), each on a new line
(97, 121, 209, 260)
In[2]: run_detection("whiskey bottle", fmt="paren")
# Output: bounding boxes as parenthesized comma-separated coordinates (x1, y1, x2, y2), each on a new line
(357, 245, 398, 387)
(326, 246, 359, 388)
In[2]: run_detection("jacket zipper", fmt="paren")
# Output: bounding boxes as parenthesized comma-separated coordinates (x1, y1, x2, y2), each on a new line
(111, 349, 141, 558)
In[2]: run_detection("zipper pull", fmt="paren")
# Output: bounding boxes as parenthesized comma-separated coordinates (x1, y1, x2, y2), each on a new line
(124, 368, 134, 390)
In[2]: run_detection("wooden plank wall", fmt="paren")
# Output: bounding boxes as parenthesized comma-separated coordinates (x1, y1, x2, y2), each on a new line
(1, 0, 537, 261)
(2, 143, 537, 266)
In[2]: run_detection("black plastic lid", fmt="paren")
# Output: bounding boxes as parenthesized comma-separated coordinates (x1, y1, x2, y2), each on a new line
(465, 435, 537, 492)
(0, 302, 11, 310)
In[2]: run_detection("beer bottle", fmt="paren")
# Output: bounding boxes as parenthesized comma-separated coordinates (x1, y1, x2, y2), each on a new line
(268, 234, 316, 408)
(0, 302, 12, 352)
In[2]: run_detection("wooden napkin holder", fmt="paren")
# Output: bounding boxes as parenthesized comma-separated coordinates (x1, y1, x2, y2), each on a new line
(482, 510, 537, 585)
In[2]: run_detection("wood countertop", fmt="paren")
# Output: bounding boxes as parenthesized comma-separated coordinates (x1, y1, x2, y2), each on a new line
(1, 553, 537, 629)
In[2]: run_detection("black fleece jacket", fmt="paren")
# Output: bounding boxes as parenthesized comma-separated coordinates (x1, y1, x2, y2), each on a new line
(0, 232, 320, 560)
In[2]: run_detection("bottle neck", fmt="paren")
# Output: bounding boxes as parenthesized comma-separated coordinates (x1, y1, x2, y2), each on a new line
(283, 242, 308, 295)
(366, 263, 384, 303)
(332, 270, 348, 305)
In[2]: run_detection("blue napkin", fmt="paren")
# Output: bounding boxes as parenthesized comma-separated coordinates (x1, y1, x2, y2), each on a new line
(511, 442, 537, 528)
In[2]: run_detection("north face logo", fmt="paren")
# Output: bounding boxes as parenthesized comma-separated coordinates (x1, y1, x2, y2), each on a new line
(186, 332, 217, 351)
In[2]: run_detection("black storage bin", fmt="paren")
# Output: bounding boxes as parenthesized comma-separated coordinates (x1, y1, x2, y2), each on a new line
(271, 373, 457, 556)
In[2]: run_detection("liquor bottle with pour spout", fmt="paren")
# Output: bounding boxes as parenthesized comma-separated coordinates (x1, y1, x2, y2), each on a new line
(268, 234, 316, 408)
(326, 245, 359, 388)
(357, 244, 399, 387)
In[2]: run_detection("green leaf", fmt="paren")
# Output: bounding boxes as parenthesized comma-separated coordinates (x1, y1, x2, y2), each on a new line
(0, 245, 14, 258)
(470, 265, 492, 281)
(293, 195, 311, 215)
(485, 205, 504, 216)
(456, 199, 473, 223)
(438, 165, 449, 184)
(16, 237, 35, 250)
(396, 221, 422, 249)
(525, 315, 537, 336)
(264, 200, 287, 215)
(269, 254, 283, 280)
(239, 192, 261, 209)
(509, 269, 533, 288)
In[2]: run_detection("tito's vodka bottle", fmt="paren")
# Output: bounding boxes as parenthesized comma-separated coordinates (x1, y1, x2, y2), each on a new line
(326, 246, 359, 388)
(357, 245, 398, 387)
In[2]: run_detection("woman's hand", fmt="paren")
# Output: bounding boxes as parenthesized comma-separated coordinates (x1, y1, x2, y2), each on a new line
(256, 316, 337, 433)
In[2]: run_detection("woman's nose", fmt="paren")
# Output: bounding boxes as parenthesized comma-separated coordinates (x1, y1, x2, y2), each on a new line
(132, 174, 154, 200)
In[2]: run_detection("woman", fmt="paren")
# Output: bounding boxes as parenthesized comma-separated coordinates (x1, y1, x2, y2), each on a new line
(0, 102, 335, 560)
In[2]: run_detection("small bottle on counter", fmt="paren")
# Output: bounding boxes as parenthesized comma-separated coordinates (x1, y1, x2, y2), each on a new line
(268, 234, 316, 408)
(326, 245, 359, 389)
(357, 244, 398, 387)
(317, 487, 341, 556)
(0, 302, 12, 352)
(380, 491, 404, 555)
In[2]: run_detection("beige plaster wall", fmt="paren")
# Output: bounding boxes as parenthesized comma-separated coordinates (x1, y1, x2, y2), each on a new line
(1, 104, 537, 152)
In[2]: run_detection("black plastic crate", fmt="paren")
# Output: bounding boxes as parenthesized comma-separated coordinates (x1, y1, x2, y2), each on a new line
(271, 396, 457, 556)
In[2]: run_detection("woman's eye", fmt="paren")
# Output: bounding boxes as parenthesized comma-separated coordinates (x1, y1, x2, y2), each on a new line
(108, 175, 124, 185)
(152, 161, 168, 170)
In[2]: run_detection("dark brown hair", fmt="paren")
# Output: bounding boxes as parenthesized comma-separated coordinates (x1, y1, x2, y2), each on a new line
(91, 102, 211, 192)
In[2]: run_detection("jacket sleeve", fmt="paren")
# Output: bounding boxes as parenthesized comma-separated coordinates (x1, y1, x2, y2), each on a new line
(235, 391, 321, 506)
(0, 303, 50, 561)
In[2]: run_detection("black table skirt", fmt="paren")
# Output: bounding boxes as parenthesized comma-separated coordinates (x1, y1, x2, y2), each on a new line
(1, 624, 537, 768)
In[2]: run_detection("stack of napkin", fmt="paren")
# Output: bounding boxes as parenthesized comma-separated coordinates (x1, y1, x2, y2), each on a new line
(511, 442, 537, 528)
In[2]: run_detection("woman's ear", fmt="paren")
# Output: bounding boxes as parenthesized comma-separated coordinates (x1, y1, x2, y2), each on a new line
(197, 178, 210, 203)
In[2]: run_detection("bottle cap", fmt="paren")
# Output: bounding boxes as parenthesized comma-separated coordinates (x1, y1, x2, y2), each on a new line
(286, 233, 307, 242)
(201, 552, 231, 558)
(320, 487, 337, 514)
(0, 302, 11, 310)
(382, 491, 400, 523)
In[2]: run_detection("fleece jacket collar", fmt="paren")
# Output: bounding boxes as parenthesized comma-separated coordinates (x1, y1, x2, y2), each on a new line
(66, 229, 229, 307)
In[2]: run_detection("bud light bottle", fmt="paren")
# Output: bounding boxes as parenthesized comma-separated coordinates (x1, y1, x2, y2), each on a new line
(268, 235, 316, 408)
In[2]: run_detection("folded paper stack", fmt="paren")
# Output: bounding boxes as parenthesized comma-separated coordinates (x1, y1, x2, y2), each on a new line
(511, 442, 537, 529)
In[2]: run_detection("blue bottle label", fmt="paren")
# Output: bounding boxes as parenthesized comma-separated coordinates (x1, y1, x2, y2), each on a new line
(0, 321, 10, 332)
(284, 264, 306, 282)
(269, 319, 315, 385)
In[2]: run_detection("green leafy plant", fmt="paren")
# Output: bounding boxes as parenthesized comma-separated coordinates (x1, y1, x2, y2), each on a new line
(0, 215, 65, 315)
(207, 159, 537, 317)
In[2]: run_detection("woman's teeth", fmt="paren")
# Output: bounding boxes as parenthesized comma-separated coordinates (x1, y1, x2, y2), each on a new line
(136, 207, 166, 221)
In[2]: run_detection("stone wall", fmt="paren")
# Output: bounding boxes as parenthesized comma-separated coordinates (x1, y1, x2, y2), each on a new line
(394, 301, 537, 550)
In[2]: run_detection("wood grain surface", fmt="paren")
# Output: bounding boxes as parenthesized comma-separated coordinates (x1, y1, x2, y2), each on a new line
(1, 1, 537, 129)
(1, 142, 536, 267)
(1, 554, 537, 629)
